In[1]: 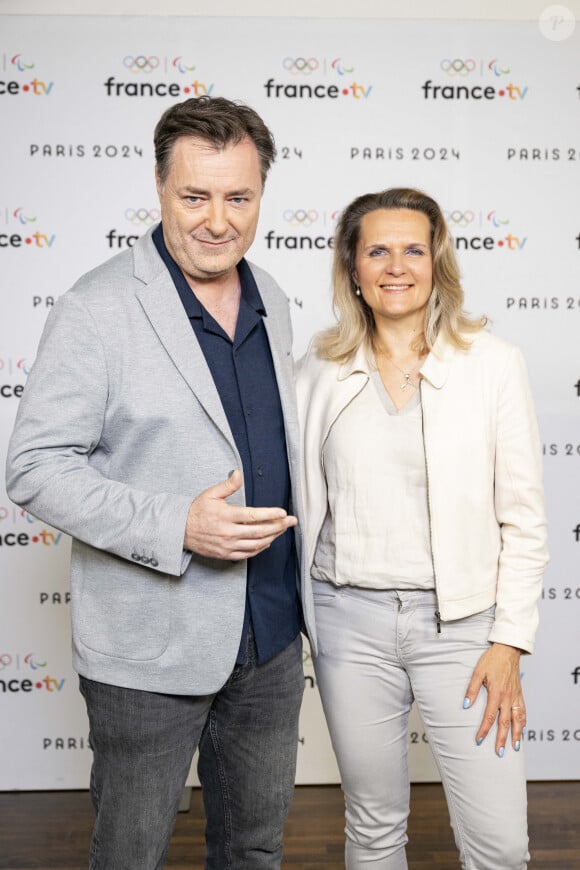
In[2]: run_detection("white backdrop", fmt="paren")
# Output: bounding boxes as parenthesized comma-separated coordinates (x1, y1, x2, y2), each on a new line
(1, 13, 579, 790)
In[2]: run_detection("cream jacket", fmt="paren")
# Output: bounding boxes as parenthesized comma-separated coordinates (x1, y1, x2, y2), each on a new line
(296, 329, 548, 653)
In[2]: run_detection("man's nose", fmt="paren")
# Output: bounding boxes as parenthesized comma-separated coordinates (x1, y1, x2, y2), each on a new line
(205, 201, 228, 236)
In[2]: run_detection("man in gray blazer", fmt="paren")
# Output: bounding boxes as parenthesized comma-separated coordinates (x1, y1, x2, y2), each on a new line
(6, 96, 316, 869)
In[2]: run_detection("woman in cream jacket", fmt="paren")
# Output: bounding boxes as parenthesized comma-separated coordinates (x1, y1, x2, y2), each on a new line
(297, 187, 548, 870)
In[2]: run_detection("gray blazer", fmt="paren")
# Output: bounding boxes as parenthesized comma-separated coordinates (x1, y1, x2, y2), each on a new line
(6, 226, 316, 694)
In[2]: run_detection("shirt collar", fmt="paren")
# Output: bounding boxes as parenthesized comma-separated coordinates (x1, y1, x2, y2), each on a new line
(152, 222, 267, 320)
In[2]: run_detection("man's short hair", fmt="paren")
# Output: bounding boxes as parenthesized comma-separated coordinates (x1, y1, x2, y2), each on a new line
(154, 95, 276, 187)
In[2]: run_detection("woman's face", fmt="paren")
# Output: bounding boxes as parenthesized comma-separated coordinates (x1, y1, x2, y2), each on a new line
(353, 208, 433, 330)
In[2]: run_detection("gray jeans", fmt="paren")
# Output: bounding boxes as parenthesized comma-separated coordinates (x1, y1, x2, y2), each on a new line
(312, 583, 529, 870)
(79, 631, 304, 869)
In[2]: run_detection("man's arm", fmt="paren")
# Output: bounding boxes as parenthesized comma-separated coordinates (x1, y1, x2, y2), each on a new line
(6, 293, 196, 576)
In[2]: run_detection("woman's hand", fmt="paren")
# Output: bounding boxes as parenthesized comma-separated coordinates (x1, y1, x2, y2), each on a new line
(463, 642, 526, 756)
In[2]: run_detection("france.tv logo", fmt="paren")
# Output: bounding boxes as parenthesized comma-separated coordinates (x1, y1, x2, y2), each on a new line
(445, 208, 527, 251)
(421, 56, 528, 101)
(264, 55, 372, 100)
(0, 652, 65, 694)
(104, 54, 213, 98)
(0, 53, 55, 96)
(0, 207, 55, 249)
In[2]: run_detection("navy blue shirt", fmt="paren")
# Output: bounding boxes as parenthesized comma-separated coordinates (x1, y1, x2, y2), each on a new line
(153, 224, 301, 664)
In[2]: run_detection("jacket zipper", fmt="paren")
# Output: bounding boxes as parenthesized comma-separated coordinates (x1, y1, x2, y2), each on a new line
(311, 376, 370, 575)
(420, 380, 442, 635)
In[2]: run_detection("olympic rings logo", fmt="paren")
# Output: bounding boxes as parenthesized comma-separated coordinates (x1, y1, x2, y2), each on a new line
(124, 208, 160, 225)
(123, 55, 160, 73)
(283, 209, 319, 226)
(440, 58, 476, 76)
(282, 57, 319, 75)
(444, 210, 475, 228)
(0, 654, 13, 671)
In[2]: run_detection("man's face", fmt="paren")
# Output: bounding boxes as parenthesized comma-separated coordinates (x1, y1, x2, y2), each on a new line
(156, 135, 263, 285)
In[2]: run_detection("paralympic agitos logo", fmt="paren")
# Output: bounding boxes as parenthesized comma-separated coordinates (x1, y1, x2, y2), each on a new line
(422, 57, 528, 101)
(264, 56, 373, 101)
(104, 54, 215, 98)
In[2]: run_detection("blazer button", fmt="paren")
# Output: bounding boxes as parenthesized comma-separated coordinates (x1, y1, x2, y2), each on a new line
(150, 559, 159, 567)
(141, 556, 151, 565)
(131, 553, 141, 562)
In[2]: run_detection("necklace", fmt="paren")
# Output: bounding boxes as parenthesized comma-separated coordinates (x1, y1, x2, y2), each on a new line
(389, 359, 419, 390)
(376, 351, 422, 390)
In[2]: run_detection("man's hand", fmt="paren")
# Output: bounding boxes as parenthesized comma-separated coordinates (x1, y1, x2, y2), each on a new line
(184, 469, 297, 560)
(463, 642, 525, 757)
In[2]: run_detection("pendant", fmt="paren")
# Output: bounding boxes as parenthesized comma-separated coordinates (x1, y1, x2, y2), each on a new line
(401, 373, 411, 390)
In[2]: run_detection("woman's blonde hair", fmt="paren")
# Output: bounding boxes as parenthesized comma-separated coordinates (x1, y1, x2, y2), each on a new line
(316, 187, 486, 362)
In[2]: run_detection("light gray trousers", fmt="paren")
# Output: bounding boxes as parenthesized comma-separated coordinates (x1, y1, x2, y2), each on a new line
(312, 582, 529, 869)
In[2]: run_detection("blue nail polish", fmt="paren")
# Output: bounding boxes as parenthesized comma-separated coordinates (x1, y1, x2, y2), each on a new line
(463, 698, 471, 709)
(515, 741, 521, 751)
(498, 747, 505, 758)
(476, 737, 484, 746)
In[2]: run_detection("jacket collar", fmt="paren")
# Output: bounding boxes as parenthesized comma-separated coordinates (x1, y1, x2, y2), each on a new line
(130, 225, 234, 444)
(338, 342, 372, 381)
(337, 333, 457, 390)
(420, 332, 456, 389)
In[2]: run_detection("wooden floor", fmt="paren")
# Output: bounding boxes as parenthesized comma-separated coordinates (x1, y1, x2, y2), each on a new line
(0, 782, 578, 869)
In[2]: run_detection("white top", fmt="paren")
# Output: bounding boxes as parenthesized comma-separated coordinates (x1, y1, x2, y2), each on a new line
(312, 368, 435, 590)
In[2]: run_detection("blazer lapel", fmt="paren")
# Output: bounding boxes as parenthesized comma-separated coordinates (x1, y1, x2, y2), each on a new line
(133, 232, 235, 445)
(259, 283, 299, 443)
